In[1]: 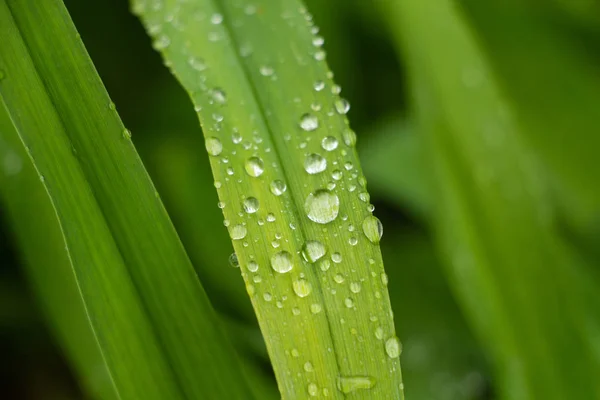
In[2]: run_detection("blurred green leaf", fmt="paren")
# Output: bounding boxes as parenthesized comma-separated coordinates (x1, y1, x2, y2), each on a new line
(0, 1, 251, 398)
(380, 0, 600, 398)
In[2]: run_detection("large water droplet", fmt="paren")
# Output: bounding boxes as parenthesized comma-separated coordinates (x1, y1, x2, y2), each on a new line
(271, 251, 293, 273)
(205, 137, 223, 156)
(293, 279, 312, 297)
(300, 113, 319, 131)
(321, 136, 339, 151)
(230, 224, 247, 240)
(334, 98, 350, 114)
(304, 153, 327, 174)
(337, 376, 376, 393)
(362, 216, 383, 244)
(243, 197, 260, 213)
(301, 240, 326, 263)
(245, 157, 264, 177)
(385, 336, 402, 358)
(270, 180, 287, 196)
(305, 190, 339, 224)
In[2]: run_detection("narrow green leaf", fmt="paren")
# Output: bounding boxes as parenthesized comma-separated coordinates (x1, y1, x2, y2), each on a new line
(0, 1, 251, 398)
(380, 0, 600, 398)
(134, 0, 403, 398)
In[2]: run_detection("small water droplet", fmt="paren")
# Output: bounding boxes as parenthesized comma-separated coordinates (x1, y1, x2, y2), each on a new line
(337, 376, 376, 393)
(375, 327, 384, 340)
(230, 224, 247, 240)
(334, 98, 350, 115)
(331, 170, 342, 181)
(314, 50, 326, 61)
(342, 129, 357, 147)
(350, 282, 361, 293)
(269, 180, 287, 196)
(271, 251, 293, 273)
(153, 35, 170, 50)
(301, 240, 326, 263)
(189, 57, 207, 71)
(260, 65, 274, 76)
(348, 237, 358, 246)
(266, 213, 276, 222)
(344, 298, 354, 308)
(310, 303, 322, 314)
(291, 348, 300, 357)
(243, 197, 260, 213)
(381, 273, 389, 286)
(319, 259, 331, 272)
(304, 153, 327, 174)
(210, 87, 227, 104)
(205, 137, 223, 156)
(299, 113, 319, 131)
(263, 292, 273, 302)
(334, 274, 345, 284)
(292, 307, 301, 315)
(308, 382, 318, 396)
(245, 157, 264, 177)
(305, 190, 339, 224)
(293, 279, 312, 297)
(313, 80, 325, 91)
(385, 336, 402, 358)
(210, 13, 223, 24)
(304, 361, 314, 372)
(122, 129, 132, 139)
(331, 252, 342, 263)
(321, 136, 339, 151)
(362, 216, 383, 244)
(228, 253, 239, 268)
(247, 260, 259, 272)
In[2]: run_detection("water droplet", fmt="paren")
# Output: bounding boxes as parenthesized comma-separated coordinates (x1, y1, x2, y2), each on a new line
(344, 161, 353, 171)
(304, 153, 327, 174)
(263, 292, 273, 302)
(344, 298, 354, 308)
(331, 170, 342, 181)
(292, 307, 301, 315)
(313, 80, 325, 91)
(308, 383, 318, 397)
(381, 273, 389, 286)
(304, 361, 314, 372)
(334, 274, 345, 284)
(362, 216, 383, 244)
(334, 98, 350, 115)
(337, 376, 376, 393)
(153, 35, 170, 50)
(348, 237, 358, 246)
(301, 240, 326, 263)
(291, 348, 300, 357)
(230, 224, 247, 240)
(310, 303, 322, 314)
(331, 252, 342, 263)
(321, 136, 339, 151)
(228, 253, 239, 268)
(385, 336, 402, 358)
(293, 279, 312, 297)
(305, 190, 339, 224)
(247, 284, 255, 296)
(358, 192, 370, 203)
(210, 13, 223, 24)
(247, 260, 259, 272)
(350, 282, 361, 293)
(259, 65, 274, 76)
(245, 157, 264, 177)
(300, 113, 319, 131)
(319, 259, 331, 272)
(375, 327, 384, 340)
(210, 87, 227, 104)
(205, 137, 223, 156)
(243, 197, 260, 213)
(122, 129, 132, 139)
(189, 57, 207, 71)
(266, 213, 276, 222)
(271, 251, 293, 273)
(270, 180, 287, 196)
(342, 129, 357, 147)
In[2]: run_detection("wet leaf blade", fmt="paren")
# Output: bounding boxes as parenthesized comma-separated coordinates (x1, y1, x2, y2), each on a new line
(134, 0, 404, 398)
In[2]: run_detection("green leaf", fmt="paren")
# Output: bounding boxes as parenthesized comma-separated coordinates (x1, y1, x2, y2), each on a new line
(380, 0, 600, 399)
(0, 1, 251, 399)
(134, 0, 403, 398)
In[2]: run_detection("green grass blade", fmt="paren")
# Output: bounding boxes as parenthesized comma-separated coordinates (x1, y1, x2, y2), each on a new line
(381, 0, 600, 398)
(134, 0, 404, 398)
(0, 1, 251, 398)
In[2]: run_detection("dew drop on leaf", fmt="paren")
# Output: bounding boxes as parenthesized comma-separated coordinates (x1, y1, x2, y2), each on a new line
(321, 136, 339, 151)
(247, 260, 259, 272)
(337, 376, 376, 393)
(293, 279, 312, 297)
(300, 113, 319, 131)
(270, 180, 287, 196)
(362, 215, 383, 244)
(334, 98, 350, 115)
(229, 224, 247, 240)
(243, 197, 260, 214)
(304, 153, 327, 174)
(305, 190, 339, 224)
(228, 253, 239, 268)
(385, 336, 402, 359)
(210, 87, 227, 104)
(271, 250, 293, 273)
(245, 156, 264, 177)
(205, 137, 223, 156)
(301, 240, 326, 263)
(342, 129, 357, 147)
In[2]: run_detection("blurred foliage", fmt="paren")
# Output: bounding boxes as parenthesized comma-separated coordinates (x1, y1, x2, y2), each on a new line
(1, 0, 599, 398)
